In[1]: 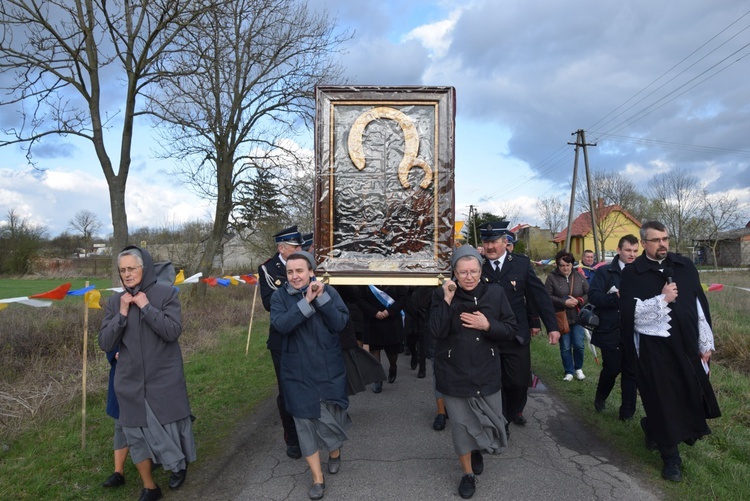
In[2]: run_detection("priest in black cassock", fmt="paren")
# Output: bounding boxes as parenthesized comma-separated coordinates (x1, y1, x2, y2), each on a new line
(620, 221, 720, 483)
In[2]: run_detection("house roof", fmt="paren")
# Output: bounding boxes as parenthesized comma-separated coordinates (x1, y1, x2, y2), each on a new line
(695, 226, 750, 242)
(553, 204, 641, 243)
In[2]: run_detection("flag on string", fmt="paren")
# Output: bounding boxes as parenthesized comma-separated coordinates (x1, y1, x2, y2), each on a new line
(85, 290, 102, 309)
(240, 274, 258, 285)
(201, 277, 218, 287)
(175, 269, 185, 285)
(68, 285, 96, 296)
(223, 276, 240, 286)
(216, 278, 231, 287)
(29, 283, 71, 300)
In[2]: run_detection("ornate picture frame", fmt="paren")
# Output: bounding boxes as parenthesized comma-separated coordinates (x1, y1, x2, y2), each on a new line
(314, 86, 456, 285)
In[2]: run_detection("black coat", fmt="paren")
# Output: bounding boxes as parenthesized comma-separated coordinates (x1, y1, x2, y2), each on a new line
(588, 257, 624, 349)
(357, 285, 406, 347)
(258, 253, 287, 350)
(620, 251, 720, 447)
(481, 253, 557, 344)
(430, 281, 517, 397)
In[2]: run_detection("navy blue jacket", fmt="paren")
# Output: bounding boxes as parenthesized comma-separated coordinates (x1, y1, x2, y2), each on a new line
(271, 283, 350, 419)
(588, 257, 624, 349)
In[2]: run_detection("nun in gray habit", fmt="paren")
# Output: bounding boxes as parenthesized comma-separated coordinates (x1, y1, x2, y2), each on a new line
(430, 245, 517, 499)
(99, 246, 196, 501)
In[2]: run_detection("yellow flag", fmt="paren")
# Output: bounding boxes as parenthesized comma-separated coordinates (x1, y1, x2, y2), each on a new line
(224, 276, 240, 285)
(85, 290, 102, 309)
(174, 269, 185, 285)
(0, 304, 7, 312)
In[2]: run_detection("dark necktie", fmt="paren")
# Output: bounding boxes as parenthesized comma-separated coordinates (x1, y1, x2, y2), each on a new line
(494, 260, 501, 272)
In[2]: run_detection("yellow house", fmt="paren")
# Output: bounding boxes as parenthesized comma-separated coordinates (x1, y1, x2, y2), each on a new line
(553, 203, 641, 261)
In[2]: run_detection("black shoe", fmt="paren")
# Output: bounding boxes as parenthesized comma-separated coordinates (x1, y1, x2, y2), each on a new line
(417, 365, 426, 378)
(388, 366, 397, 383)
(458, 474, 476, 499)
(505, 424, 510, 440)
(410, 356, 418, 370)
(513, 413, 527, 426)
(308, 482, 325, 500)
(372, 381, 383, 393)
(594, 399, 606, 412)
(433, 413, 447, 431)
(137, 485, 163, 501)
(168, 467, 187, 490)
(470, 450, 483, 475)
(328, 450, 341, 474)
(662, 462, 682, 482)
(287, 444, 302, 459)
(640, 418, 658, 451)
(101, 471, 125, 488)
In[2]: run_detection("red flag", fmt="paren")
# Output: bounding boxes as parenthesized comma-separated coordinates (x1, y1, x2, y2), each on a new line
(201, 277, 218, 287)
(707, 284, 724, 292)
(29, 283, 72, 300)
(240, 274, 258, 285)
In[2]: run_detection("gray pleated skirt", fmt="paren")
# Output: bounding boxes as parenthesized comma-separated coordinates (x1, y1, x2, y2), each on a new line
(443, 390, 508, 456)
(294, 401, 352, 458)
(122, 400, 197, 472)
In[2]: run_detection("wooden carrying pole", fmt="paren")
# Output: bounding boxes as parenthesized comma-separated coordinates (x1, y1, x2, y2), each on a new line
(245, 284, 259, 355)
(81, 280, 89, 450)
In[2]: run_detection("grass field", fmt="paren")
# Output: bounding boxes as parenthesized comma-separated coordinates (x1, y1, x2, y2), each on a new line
(0, 278, 116, 300)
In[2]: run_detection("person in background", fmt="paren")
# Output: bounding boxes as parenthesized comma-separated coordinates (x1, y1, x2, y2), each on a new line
(357, 284, 406, 392)
(589, 235, 639, 420)
(480, 222, 560, 429)
(99, 246, 195, 501)
(620, 221, 720, 482)
(404, 286, 428, 379)
(258, 226, 303, 459)
(100, 348, 129, 489)
(430, 245, 517, 499)
(545, 250, 589, 381)
(578, 249, 596, 284)
(271, 251, 350, 500)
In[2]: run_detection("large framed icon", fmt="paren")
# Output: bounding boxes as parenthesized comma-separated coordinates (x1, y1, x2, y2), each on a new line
(314, 86, 456, 285)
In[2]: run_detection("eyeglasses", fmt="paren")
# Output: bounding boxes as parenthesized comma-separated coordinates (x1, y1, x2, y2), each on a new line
(643, 237, 670, 244)
(119, 266, 142, 275)
(455, 270, 481, 278)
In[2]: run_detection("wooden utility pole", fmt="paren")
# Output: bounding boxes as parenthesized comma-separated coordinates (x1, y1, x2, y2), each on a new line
(566, 130, 598, 258)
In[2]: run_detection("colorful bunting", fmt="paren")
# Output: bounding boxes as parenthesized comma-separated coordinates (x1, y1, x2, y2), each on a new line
(85, 290, 102, 309)
(707, 284, 724, 292)
(174, 269, 185, 285)
(29, 283, 71, 300)
(68, 285, 96, 296)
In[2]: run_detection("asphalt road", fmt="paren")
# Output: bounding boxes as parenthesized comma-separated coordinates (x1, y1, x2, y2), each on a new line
(172, 354, 663, 501)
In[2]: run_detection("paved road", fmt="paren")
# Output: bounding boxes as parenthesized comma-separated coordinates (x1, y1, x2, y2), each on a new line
(173, 354, 663, 501)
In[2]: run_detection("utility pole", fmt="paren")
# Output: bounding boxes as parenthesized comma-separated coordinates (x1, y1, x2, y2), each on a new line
(566, 130, 598, 258)
(469, 205, 479, 247)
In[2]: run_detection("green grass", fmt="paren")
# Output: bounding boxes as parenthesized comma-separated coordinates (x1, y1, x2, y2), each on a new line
(0, 320, 275, 500)
(530, 335, 750, 500)
(0, 278, 115, 300)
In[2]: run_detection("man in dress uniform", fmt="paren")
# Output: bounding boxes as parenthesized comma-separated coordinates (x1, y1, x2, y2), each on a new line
(258, 225, 303, 459)
(480, 221, 560, 430)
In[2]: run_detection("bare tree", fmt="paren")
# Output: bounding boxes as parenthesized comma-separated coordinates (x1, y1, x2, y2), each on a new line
(0, 0, 208, 283)
(648, 170, 704, 254)
(701, 191, 747, 268)
(0, 208, 47, 273)
(146, 0, 348, 292)
(68, 209, 103, 255)
(536, 196, 567, 234)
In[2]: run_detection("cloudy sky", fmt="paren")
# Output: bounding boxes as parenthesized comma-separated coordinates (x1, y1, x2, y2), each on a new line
(2, 0, 749, 237)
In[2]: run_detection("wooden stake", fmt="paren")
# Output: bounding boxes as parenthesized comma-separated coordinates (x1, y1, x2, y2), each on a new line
(245, 284, 258, 355)
(81, 280, 89, 450)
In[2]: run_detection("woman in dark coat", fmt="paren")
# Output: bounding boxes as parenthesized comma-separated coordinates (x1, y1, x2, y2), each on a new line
(271, 252, 351, 500)
(99, 245, 195, 501)
(430, 246, 517, 499)
(545, 250, 589, 381)
(357, 284, 407, 391)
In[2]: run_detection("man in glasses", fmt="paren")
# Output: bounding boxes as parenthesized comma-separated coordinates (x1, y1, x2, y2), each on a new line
(480, 221, 560, 434)
(620, 220, 720, 482)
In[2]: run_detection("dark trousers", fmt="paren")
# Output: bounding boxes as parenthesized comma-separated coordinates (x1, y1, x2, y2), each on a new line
(270, 349, 298, 446)
(406, 331, 427, 368)
(498, 341, 531, 420)
(595, 344, 637, 419)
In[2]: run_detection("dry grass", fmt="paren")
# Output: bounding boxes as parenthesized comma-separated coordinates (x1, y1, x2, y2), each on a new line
(0, 284, 257, 443)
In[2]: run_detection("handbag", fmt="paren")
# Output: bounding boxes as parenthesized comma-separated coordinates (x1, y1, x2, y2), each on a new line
(555, 310, 570, 334)
(555, 272, 575, 334)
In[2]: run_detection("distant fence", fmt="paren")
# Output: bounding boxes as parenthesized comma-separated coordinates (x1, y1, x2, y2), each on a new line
(31, 257, 112, 278)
